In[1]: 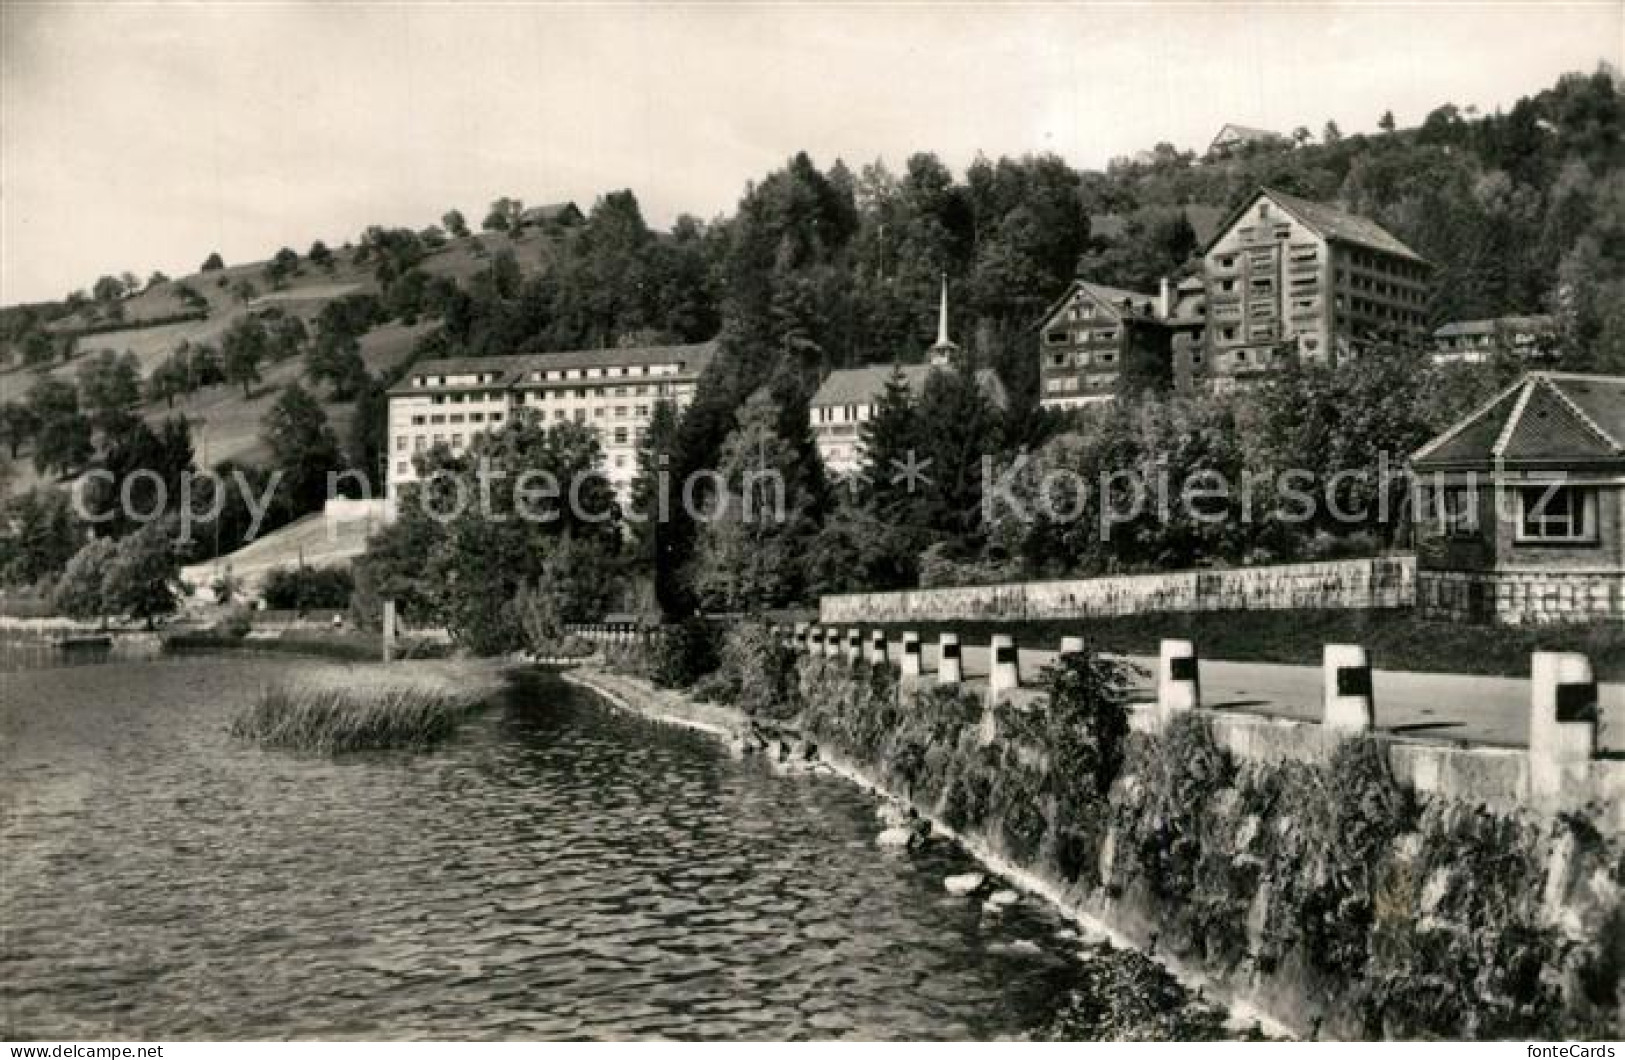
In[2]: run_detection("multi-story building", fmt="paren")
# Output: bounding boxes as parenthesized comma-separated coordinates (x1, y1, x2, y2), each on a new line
(1432, 315, 1558, 365)
(385, 339, 716, 499)
(811, 282, 1006, 477)
(1200, 187, 1430, 388)
(1035, 281, 1175, 409)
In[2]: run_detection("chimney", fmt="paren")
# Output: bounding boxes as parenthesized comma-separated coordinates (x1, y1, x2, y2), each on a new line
(1158, 277, 1173, 320)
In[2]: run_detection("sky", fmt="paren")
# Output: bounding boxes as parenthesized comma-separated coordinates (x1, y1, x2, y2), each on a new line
(1, 1, 1619, 305)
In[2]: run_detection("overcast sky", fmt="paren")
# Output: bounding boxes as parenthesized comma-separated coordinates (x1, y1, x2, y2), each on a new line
(1, 2, 1618, 305)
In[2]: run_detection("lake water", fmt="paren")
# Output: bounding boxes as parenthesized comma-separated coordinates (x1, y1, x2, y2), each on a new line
(1, 648, 1218, 1040)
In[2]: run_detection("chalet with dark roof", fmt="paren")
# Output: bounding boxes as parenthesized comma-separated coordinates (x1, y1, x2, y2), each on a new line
(1410, 372, 1625, 624)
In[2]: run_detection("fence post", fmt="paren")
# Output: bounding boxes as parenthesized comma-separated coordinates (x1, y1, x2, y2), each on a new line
(901, 631, 922, 678)
(382, 599, 396, 664)
(1529, 651, 1598, 798)
(1158, 639, 1200, 717)
(1323, 644, 1374, 733)
(989, 634, 1020, 702)
(938, 632, 962, 685)
(868, 629, 888, 665)
(845, 627, 862, 663)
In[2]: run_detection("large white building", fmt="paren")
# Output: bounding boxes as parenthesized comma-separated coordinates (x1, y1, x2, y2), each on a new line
(385, 340, 716, 498)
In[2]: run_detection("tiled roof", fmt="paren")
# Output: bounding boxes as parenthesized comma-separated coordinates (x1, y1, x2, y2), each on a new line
(810, 363, 1004, 409)
(512, 339, 717, 377)
(1433, 315, 1556, 339)
(1261, 188, 1427, 263)
(1211, 125, 1287, 148)
(1412, 372, 1625, 469)
(388, 339, 717, 395)
(1035, 279, 1159, 331)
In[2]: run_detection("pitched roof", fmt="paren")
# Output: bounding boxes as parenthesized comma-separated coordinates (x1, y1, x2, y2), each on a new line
(1035, 279, 1159, 332)
(1433, 315, 1556, 339)
(1263, 188, 1427, 263)
(512, 339, 717, 377)
(388, 339, 717, 395)
(1204, 187, 1427, 264)
(519, 201, 584, 224)
(1411, 372, 1625, 469)
(1210, 124, 1287, 150)
(809, 363, 1005, 409)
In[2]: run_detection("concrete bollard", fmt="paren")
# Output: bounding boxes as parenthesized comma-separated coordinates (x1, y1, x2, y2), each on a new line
(795, 622, 809, 652)
(868, 629, 888, 665)
(1059, 635, 1086, 657)
(938, 633, 962, 685)
(845, 628, 862, 663)
(1529, 651, 1598, 797)
(825, 627, 843, 660)
(1158, 639, 1201, 716)
(1323, 644, 1374, 733)
(901, 631, 922, 678)
(989, 634, 1020, 702)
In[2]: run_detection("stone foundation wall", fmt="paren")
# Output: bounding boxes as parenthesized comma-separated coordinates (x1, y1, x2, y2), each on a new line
(821, 556, 1415, 624)
(1417, 569, 1625, 625)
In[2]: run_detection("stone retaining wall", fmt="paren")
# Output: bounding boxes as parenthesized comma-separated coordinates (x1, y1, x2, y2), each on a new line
(1417, 568, 1625, 625)
(821, 556, 1416, 624)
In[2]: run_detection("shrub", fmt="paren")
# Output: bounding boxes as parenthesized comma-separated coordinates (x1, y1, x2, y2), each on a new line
(705, 620, 801, 717)
(646, 618, 720, 690)
(261, 565, 354, 611)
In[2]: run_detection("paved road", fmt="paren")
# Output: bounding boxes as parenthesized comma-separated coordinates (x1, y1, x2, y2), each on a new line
(834, 639, 1625, 752)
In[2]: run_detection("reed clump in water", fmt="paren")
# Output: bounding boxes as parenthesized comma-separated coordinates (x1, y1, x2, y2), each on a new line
(231, 663, 504, 752)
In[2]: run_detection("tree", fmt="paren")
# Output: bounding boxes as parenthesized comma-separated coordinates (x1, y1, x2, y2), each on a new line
(1379, 109, 1397, 134)
(307, 240, 335, 269)
(92, 275, 127, 303)
(265, 247, 300, 288)
(261, 383, 342, 518)
(81, 415, 194, 539)
(76, 349, 142, 418)
(442, 209, 469, 238)
(26, 375, 91, 477)
(201, 252, 225, 272)
(0, 401, 39, 458)
(482, 197, 523, 232)
(688, 390, 813, 610)
(52, 537, 117, 620)
(0, 487, 83, 587)
(359, 416, 622, 653)
(101, 522, 181, 627)
(221, 315, 268, 397)
(146, 271, 169, 289)
(1292, 125, 1312, 147)
(1323, 120, 1343, 144)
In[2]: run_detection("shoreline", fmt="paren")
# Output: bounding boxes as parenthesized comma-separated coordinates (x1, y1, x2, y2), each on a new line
(560, 665, 1296, 1041)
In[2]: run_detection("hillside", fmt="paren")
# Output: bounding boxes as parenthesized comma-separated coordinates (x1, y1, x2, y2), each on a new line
(0, 226, 561, 496)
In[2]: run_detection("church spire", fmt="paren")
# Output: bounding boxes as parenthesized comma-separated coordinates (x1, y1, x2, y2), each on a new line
(929, 273, 959, 366)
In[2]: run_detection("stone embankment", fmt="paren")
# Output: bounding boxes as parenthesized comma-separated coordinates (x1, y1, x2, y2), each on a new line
(565, 651, 1623, 1041)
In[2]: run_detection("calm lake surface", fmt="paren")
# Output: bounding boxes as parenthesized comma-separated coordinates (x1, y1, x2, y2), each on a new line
(1, 647, 1201, 1040)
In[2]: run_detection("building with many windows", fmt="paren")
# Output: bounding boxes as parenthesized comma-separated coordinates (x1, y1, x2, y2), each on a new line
(1432, 315, 1558, 366)
(385, 340, 716, 499)
(1199, 187, 1431, 388)
(1035, 280, 1177, 409)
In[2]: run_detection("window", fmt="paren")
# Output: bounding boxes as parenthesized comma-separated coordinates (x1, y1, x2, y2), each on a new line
(396, 462, 408, 475)
(414, 437, 426, 452)
(1517, 485, 1595, 543)
(614, 428, 628, 444)
(411, 415, 425, 426)
(396, 436, 407, 451)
